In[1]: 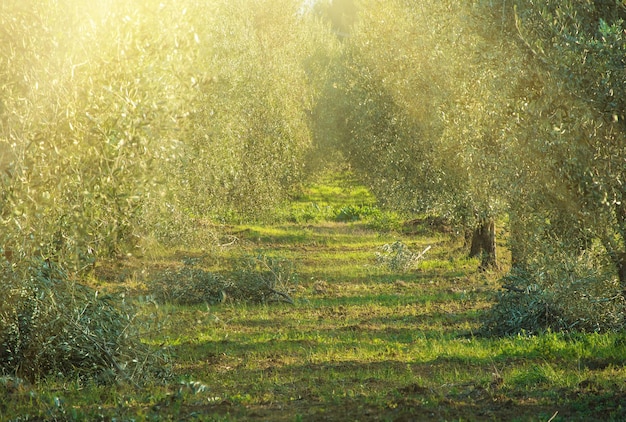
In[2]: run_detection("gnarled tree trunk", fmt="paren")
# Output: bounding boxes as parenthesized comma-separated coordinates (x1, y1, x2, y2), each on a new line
(469, 218, 497, 270)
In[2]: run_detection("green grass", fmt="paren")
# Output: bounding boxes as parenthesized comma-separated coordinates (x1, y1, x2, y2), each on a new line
(2, 177, 626, 421)
(274, 171, 402, 230)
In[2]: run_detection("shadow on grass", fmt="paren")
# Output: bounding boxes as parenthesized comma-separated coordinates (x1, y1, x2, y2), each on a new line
(171, 352, 625, 421)
(231, 223, 386, 247)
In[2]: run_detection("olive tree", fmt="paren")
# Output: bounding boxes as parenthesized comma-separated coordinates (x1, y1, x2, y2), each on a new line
(0, 0, 185, 381)
(508, 0, 626, 296)
(477, 0, 626, 334)
(0, 0, 328, 258)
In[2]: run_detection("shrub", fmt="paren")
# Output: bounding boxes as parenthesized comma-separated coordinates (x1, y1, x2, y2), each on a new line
(151, 254, 298, 305)
(481, 247, 625, 336)
(0, 259, 167, 384)
(151, 267, 231, 305)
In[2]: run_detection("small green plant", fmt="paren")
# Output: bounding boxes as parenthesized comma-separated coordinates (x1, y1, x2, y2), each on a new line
(375, 241, 431, 272)
(285, 202, 335, 224)
(334, 204, 379, 222)
(365, 210, 403, 232)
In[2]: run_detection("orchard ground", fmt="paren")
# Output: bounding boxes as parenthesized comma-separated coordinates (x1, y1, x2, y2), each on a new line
(2, 177, 626, 421)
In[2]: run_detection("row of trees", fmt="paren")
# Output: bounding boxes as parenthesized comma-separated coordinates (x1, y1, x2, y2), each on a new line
(313, 0, 509, 268)
(1, 0, 625, 333)
(0, 0, 330, 380)
(0, 0, 331, 269)
(311, 0, 626, 332)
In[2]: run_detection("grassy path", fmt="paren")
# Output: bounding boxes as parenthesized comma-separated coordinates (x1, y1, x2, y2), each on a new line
(136, 221, 624, 421)
(3, 181, 626, 421)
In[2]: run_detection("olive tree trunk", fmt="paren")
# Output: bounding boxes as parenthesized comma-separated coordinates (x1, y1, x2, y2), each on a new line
(611, 203, 626, 302)
(469, 218, 498, 269)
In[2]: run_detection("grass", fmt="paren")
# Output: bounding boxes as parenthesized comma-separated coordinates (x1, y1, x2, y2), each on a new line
(2, 177, 626, 421)
(275, 171, 402, 231)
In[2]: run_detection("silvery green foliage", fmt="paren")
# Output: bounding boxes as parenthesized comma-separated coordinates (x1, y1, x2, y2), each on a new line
(481, 245, 625, 336)
(375, 241, 428, 272)
(151, 254, 298, 305)
(496, 0, 626, 332)
(151, 267, 231, 306)
(0, 259, 168, 383)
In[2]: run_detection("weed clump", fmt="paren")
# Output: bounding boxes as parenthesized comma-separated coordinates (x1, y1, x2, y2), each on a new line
(0, 259, 167, 384)
(151, 254, 298, 305)
(334, 204, 379, 222)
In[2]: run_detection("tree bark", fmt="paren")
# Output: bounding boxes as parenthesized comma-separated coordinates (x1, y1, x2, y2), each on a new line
(600, 236, 626, 302)
(508, 210, 525, 269)
(615, 203, 626, 302)
(469, 218, 498, 269)
(617, 253, 626, 302)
